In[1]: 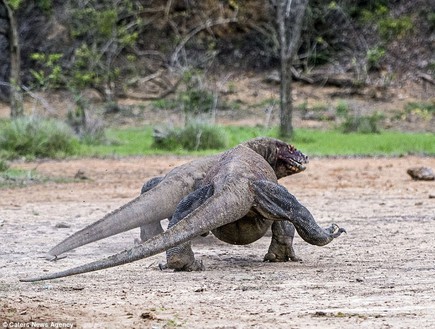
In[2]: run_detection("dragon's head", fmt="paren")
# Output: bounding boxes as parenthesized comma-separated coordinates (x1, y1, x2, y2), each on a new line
(242, 137, 309, 179)
(273, 140, 308, 178)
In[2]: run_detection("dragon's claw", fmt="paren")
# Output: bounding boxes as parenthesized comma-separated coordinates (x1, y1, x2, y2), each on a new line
(326, 224, 347, 238)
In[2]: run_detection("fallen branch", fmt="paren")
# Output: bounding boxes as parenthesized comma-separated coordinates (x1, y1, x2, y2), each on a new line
(119, 74, 182, 100)
(418, 73, 434, 85)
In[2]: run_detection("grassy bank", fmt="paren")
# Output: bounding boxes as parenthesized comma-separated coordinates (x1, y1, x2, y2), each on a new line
(78, 126, 435, 157)
(1, 125, 433, 188)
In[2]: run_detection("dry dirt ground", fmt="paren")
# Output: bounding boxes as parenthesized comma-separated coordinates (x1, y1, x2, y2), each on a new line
(0, 155, 434, 329)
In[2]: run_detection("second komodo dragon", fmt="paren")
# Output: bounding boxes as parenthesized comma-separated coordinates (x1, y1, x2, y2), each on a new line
(21, 137, 346, 282)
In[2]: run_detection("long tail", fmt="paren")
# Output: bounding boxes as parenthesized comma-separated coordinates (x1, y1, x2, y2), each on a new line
(48, 177, 193, 258)
(21, 185, 253, 282)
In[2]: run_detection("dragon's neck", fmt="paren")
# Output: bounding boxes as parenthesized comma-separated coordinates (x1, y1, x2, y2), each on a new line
(242, 138, 278, 168)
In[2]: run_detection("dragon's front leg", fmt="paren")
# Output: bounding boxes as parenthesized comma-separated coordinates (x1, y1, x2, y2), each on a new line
(252, 180, 346, 247)
(264, 221, 302, 262)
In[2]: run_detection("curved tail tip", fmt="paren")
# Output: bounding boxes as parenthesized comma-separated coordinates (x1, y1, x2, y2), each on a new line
(44, 253, 67, 261)
(19, 277, 38, 283)
(45, 253, 57, 261)
(20, 274, 53, 282)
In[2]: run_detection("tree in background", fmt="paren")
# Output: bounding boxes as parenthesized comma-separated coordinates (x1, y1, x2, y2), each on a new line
(272, 0, 309, 138)
(57, 0, 143, 135)
(1, 0, 23, 117)
(1, 0, 53, 118)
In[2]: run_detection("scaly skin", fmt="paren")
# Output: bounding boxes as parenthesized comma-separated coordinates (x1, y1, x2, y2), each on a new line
(46, 137, 307, 259)
(21, 141, 346, 282)
(47, 156, 213, 259)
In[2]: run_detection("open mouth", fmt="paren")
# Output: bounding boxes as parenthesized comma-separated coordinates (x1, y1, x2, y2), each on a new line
(287, 158, 307, 171)
(293, 152, 309, 170)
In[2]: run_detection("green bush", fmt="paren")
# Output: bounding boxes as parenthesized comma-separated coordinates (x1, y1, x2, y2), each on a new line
(0, 117, 78, 159)
(0, 159, 9, 172)
(366, 46, 386, 70)
(153, 123, 228, 151)
(180, 88, 215, 115)
(393, 101, 435, 122)
(335, 102, 384, 134)
(378, 16, 413, 40)
(335, 100, 350, 117)
(340, 112, 384, 134)
(360, 5, 413, 41)
(405, 101, 435, 114)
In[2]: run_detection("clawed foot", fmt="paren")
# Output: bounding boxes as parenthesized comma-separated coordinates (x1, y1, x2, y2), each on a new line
(325, 224, 347, 238)
(159, 259, 205, 272)
(158, 262, 168, 270)
(134, 238, 142, 245)
(264, 252, 302, 263)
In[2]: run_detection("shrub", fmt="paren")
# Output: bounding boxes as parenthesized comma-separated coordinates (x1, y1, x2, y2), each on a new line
(405, 101, 435, 114)
(0, 159, 9, 172)
(335, 101, 384, 134)
(0, 117, 78, 159)
(366, 46, 386, 70)
(340, 112, 384, 134)
(378, 16, 413, 40)
(180, 88, 215, 116)
(360, 4, 413, 41)
(394, 101, 435, 122)
(336, 100, 350, 117)
(153, 123, 228, 151)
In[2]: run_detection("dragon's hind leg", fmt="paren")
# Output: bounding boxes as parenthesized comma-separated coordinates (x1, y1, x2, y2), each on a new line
(264, 221, 301, 262)
(137, 176, 166, 243)
(163, 184, 214, 271)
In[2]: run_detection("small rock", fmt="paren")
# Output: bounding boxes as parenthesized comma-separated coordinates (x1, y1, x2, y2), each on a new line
(71, 286, 85, 291)
(141, 311, 156, 320)
(55, 222, 71, 228)
(407, 167, 434, 181)
(74, 169, 88, 180)
(263, 70, 280, 84)
(429, 194, 435, 199)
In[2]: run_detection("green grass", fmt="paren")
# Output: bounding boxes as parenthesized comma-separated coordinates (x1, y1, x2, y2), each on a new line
(76, 126, 435, 157)
(79, 127, 157, 156)
(292, 130, 434, 156)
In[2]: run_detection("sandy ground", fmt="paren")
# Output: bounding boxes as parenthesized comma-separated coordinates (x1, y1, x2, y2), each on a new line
(0, 155, 434, 328)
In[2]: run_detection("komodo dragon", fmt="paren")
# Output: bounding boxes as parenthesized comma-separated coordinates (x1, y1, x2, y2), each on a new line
(21, 139, 346, 282)
(45, 137, 308, 259)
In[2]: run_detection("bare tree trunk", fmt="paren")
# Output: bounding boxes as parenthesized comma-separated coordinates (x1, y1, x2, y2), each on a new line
(4, 1, 23, 118)
(279, 52, 293, 138)
(275, 0, 308, 138)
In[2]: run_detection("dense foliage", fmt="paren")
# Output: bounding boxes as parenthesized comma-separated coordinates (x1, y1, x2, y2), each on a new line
(1, 0, 433, 101)
(0, 0, 432, 160)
